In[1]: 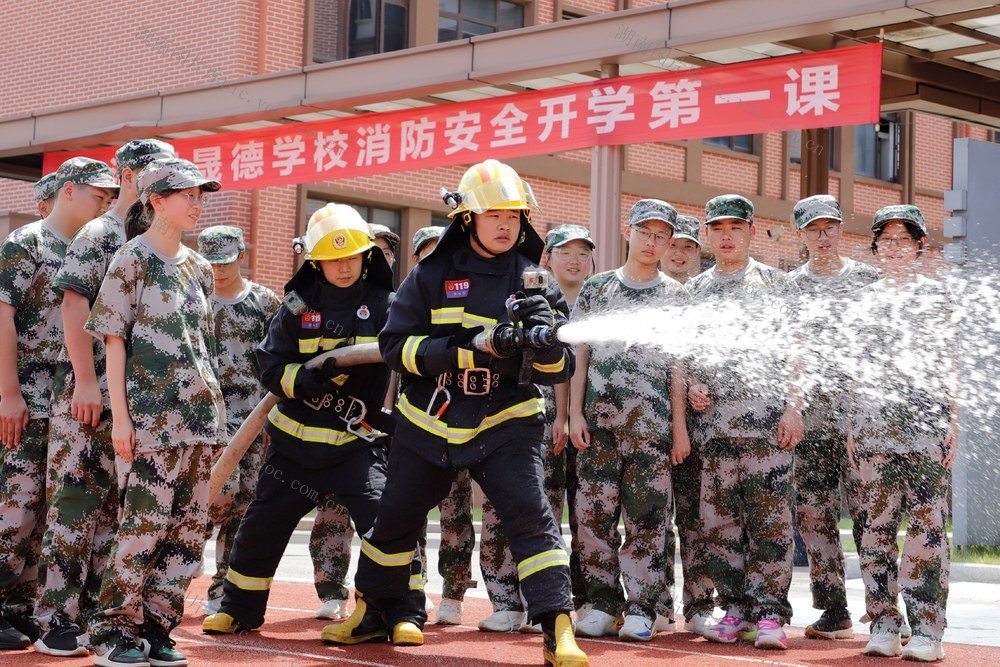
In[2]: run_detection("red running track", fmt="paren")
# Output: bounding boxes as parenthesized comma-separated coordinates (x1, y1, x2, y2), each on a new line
(8, 577, 1000, 666)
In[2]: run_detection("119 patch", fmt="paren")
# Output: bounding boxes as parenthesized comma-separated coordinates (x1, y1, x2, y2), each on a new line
(301, 311, 322, 329)
(445, 279, 470, 299)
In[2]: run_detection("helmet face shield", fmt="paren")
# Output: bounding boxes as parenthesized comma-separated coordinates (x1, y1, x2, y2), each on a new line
(450, 175, 537, 217)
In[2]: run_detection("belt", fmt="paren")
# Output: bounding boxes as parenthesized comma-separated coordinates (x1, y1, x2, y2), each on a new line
(426, 368, 517, 418)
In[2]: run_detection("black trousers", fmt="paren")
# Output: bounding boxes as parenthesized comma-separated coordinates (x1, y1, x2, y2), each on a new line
(220, 444, 394, 628)
(357, 434, 573, 627)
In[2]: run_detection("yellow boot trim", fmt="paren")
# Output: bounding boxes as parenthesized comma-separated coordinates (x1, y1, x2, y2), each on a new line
(202, 612, 243, 635)
(545, 614, 589, 667)
(320, 599, 386, 645)
(391, 622, 424, 646)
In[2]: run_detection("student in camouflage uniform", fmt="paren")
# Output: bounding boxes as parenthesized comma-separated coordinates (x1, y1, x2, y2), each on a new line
(567, 200, 688, 642)
(34, 141, 176, 658)
(0, 158, 118, 652)
(478, 223, 594, 634)
(86, 158, 224, 667)
(851, 205, 956, 663)
(33, 173, 59, 219)
(686, 194, 803, 651)
(659, 215, 719, 636)
(200, 226, 280, 614)
(785, 195, 880, 641)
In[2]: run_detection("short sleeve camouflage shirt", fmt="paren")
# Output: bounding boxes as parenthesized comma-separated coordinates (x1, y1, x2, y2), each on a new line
(573, 268, 688, 441)
(213, 281, 280, 430)
(85, 236, 224, 451)
(0, 221, 71, 417)
(686, 258, 794, 443)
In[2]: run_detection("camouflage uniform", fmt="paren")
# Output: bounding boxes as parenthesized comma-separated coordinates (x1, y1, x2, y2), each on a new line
(37, 140, 175, 635)
(0, 222, 71, 618)
(852, 268, 953, 641)
(436, 470, 476, 602)
(574, 254, 688, 622)
(33, 173, 58, 206)
(786, 195, 881, 616)
(86, 161, 225, 653)
(0, 158, 119, 621)
(310, 500, 354, 603)
(201, 226, 280, 605)
(687, 195, 797, 625)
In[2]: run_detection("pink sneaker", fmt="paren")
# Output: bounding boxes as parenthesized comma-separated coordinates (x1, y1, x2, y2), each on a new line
(703, 615, 755, 644)
(754, 619, 788, 650)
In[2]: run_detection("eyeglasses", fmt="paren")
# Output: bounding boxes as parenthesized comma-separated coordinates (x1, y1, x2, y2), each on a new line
(172, 190, 205, 206)
(802, 224, 841, 240)
(879, 235, 917, 247)
(632, 226, 672, 245)
(550, 248, 593, 263)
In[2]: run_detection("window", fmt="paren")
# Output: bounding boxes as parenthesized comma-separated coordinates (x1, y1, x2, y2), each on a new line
(704, 135, 754, 153)
(438, 0, 525, 42)
(854, 114, 899, 182)
(312, 0, 409, 63)
(789, 129, 838, 171)
(303, 197, 403, 284)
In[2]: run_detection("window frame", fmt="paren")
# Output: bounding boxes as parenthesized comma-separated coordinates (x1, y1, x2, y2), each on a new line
(438, 0, 530, 43)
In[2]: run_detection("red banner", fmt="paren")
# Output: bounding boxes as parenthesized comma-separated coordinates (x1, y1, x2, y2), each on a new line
(44, 43, 882, 189)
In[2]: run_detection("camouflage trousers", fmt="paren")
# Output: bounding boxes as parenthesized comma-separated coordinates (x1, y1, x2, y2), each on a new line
(575, 429, 674, 620)
(90, 444, 213, 651)
(481, 438, 586, 612)
(701, 438, 793, 624)
(672, 444, 715, 620)
(310, 498, 353, 602)
(36, 399, 120, 632)
(437, 468, 475, 601)
(207, 436, 265, 603)
(0, 418, 48, 616)
(793, 432, 862, 611)
(857, 452, 950, 640)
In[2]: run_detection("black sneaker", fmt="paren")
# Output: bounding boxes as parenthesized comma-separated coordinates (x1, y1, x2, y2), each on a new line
(804, 607, 854, 640)
(93, 641, 150, 666)
(6, 612, 40, 643)
(140, 624, 187, 667)
(34, 617, 89, 657)
(0, 618, 30, 650)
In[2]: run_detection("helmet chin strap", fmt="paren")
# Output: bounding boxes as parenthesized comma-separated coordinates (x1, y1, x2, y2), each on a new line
(465, 211, 525, 258)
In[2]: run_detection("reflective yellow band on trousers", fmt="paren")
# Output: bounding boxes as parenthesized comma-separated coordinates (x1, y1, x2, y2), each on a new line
(226, 567, 272, 591)
(361, 538, 415, 567)
(518, 549, 570, 580)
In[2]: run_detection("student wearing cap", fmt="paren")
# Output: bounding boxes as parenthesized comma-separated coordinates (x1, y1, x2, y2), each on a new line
(413, 225, 445, 262)
(33, 173, 59, 219)
(369, 223, 400, 267)
(785, 195, 880, 643)
(86, 157, 224, 667)
(198, 226, 280, 616)
(567, 200, 688, 642)
(686, 194, 803, 650)
(34, 140, 176, 658)
(0, 157, 118, 652)
(658, 213, 719, 636)
(478, 223, 595, 633)
(849, 204, 956, 663)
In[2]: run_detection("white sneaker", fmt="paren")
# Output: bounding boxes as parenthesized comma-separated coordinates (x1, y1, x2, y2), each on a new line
(435, 598, 463, 625)
(575, 608, 619, 637)
(316, 599, 349, 620)
(477, 610, 524, 632)
(518, 619, 542, 634)
(575, 603, 594, 623)
(901, 619, 913, 643)
(901, 636, 945, 662)
(865, 631, 903, 657)
(686, 611, 715, 637)
(201, 598, 221, 615)
(619, 615, 654, 642)
(653, 613, 676, 633)
(425, 597, 435, 614)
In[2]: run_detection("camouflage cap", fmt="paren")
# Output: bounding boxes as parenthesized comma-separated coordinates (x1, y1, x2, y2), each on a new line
(628, 198, 678, 229)
(412, 225, 446, 255)
(198, 225, 245, 264)
(872, 204, 927, 236)
(115, 138, 176, 173)
(369, 223, 401, 251)
(54, 157, 120, 193)
(705, 194, 754, 225)
(673, 215, 701, 245)
(793, 194, 842, 230)
(137, 157, 221, 204)
(544, 223, 595, 252)
(33, 173, 58, 203)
